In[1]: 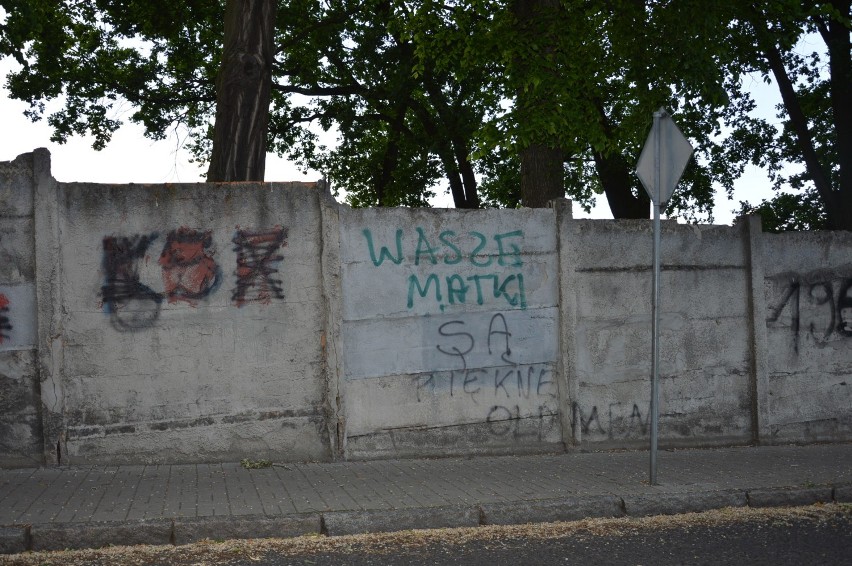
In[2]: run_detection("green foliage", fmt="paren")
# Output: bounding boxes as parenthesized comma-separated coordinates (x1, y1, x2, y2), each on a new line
(268, 0, 488, 206)
(476, 146, 521, 208)
(714, 0, 851, 230)
(403, 0, 755, 219)
(738, 188, 829, 232)
(0, 0, 220, 156)
(1, 0, 848, 228)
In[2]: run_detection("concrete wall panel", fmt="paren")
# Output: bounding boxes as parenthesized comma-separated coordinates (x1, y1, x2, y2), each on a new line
(339, 207, 563, 457)
(566, 219, 754, 447)
(51, 181, 331, 464)
(0, 283, 37, 351)
(0, 217, 35, 284)
(761, 232, 852, 442)
(0, 152, 42, 467)
(0, 153, 35, 217)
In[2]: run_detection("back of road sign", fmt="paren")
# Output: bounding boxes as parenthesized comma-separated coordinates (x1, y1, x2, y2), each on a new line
(635, 109, 693, 205)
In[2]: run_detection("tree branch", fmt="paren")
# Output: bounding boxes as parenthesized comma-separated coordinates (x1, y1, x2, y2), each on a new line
(762, 39, 837, 214)
(272, 83, 365, 96)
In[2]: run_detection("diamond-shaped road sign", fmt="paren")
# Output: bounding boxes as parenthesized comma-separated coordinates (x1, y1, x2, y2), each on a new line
(636, 108, 693, 205)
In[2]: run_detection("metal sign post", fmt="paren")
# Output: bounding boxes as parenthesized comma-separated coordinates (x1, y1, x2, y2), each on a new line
(650, 110, 662, 486)
(635, 108, 693, 485)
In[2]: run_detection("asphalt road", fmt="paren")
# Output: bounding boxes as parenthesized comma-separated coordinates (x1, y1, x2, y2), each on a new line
(239, 509, 852, 565)
(2, 505, 850, 566)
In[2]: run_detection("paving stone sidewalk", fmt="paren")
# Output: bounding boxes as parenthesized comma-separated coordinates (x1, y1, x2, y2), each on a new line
(2, 443, 851, 554)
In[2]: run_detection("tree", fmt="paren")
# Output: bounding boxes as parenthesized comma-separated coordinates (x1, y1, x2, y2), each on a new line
(510, 0, 565, 208)
(274, 0, 490, 207)
(0, 0, 491, 204)
(2, 1, 848, 228)
(0, 0, 221, 161)
(717, 0, 852, 231)
(0, 0, 275, 183)
(737, 187, 828, 232)
(412, 0, 738, 218)
(0, 0, 744, 214)
(407, 0, 851, 227)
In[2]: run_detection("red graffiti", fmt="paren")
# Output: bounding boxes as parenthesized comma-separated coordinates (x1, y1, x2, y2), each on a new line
(159, 228, 221, 305)
(0, 293, 11, 344)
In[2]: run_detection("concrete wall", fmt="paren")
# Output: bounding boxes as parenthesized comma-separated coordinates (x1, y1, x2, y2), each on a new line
(0, 151, 42, 467)
(1, 149, 850, 467)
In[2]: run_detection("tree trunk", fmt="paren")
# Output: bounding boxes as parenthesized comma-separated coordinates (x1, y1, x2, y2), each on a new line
(520, 144, 564, 207)
(762, 40, 839, 227)
(207, 0, 277, 182)
(513, 0, 564, 208)
(593, 150, 650, 218)
(455, 146, 479, 209)
(590, 100, 650, 218)
(421, 74, 480, 208)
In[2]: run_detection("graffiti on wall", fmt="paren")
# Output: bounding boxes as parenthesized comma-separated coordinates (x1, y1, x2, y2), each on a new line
(102, 226, 286, 331)
(572, 401, 650, 440)
(412, 312, 558, 440)
(766, 270, 852, 352)
(0, 293, 11, 344)
(102, 234, 164, 331)
(361, 227, 527, 311)
(159, 228, 221, 304)
(232, 227, 287, 306)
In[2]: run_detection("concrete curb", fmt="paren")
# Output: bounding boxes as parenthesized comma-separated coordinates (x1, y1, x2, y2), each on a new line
(29, 519, 173, 552)
(834, 484, 852, 503)
(480, 495, 624, 525)
(172, 514, 322, 546)
(746, 486, 834, 508)
(623, 490, 747, 517)
(321, 505, 481, 536)
(0, 526, 28, 555)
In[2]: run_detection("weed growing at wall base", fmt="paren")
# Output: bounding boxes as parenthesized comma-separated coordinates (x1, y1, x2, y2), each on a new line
(240, 458, 273, 469)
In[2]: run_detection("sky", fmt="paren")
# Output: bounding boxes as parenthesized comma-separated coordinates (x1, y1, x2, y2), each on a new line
(0, 56, 783, 225)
